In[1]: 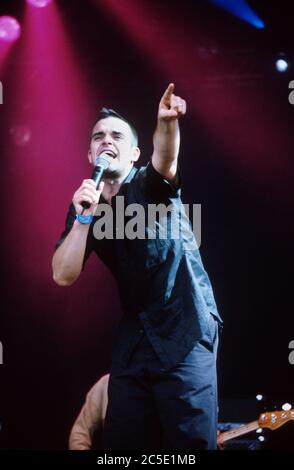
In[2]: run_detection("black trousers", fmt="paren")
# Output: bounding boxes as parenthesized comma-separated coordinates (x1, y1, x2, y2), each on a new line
(103, 313, 219, 450)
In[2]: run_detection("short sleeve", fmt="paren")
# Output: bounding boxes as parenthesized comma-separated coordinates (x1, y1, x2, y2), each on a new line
(54, 203, 76, 251)
(54, 202, 95, 268)
(143, 161, 181, 203)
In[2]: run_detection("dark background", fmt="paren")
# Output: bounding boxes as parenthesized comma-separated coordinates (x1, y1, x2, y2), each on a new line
(0, 0, 293, 450)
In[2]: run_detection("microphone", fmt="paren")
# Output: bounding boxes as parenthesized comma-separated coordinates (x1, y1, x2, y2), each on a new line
(81, 153, 110, 209)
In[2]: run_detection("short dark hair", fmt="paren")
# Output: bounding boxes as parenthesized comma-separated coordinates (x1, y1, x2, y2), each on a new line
(94, 107, 138, 146)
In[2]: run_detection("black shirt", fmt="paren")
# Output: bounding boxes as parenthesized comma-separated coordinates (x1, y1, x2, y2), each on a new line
(56, 162, 222, 368)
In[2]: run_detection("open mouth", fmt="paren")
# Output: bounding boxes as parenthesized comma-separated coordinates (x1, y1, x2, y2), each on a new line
(102, 150, 117, 158)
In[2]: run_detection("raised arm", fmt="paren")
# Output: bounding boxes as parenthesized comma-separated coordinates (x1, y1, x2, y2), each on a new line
(151, 83, 186, 183)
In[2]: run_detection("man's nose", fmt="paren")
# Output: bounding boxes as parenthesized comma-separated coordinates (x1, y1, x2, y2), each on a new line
(102, 134, 114, 145)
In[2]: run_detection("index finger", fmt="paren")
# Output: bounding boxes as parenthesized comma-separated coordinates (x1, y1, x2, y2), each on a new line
(161, 83, 175, 104)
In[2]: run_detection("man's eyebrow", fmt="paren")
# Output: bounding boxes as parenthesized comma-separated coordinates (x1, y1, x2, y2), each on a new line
(113, 131, 125, 137)
(92, 131, 104, 138)
(92, 130, 125, 138)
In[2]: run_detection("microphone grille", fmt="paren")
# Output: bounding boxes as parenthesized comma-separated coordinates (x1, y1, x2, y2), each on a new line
(95, 154, 111, 170)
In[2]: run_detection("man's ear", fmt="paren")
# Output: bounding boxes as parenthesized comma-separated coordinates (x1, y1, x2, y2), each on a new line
(88, 150, 92, 164)
(131, 147, 140, 163)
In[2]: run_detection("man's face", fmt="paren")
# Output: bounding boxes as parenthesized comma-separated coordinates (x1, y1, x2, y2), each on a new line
(88, 117, 140, 178)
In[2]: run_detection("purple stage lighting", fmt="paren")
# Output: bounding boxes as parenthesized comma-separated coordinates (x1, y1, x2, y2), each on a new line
(26, 0, 52, 7)
(0, 16, 21, 42)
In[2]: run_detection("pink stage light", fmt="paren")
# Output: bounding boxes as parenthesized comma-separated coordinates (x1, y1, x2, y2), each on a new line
(26, 0, 52, 8)
(0, 16, 21, 42)
(3, 0, 99, 284)
(9, 124, 32, 146)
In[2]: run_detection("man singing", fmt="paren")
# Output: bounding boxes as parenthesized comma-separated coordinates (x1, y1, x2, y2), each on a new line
(52, 84, 222, 449)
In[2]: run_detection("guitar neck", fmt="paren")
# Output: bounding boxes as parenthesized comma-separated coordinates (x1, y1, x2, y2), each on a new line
(219, 409, 294, 445)
(220, 420, 259, 443)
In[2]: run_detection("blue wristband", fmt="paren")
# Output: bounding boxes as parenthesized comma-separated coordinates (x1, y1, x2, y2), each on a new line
(76, 214, 94, 224)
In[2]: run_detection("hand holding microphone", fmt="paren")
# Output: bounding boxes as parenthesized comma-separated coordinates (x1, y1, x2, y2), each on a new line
(73, 153, 110, 216)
